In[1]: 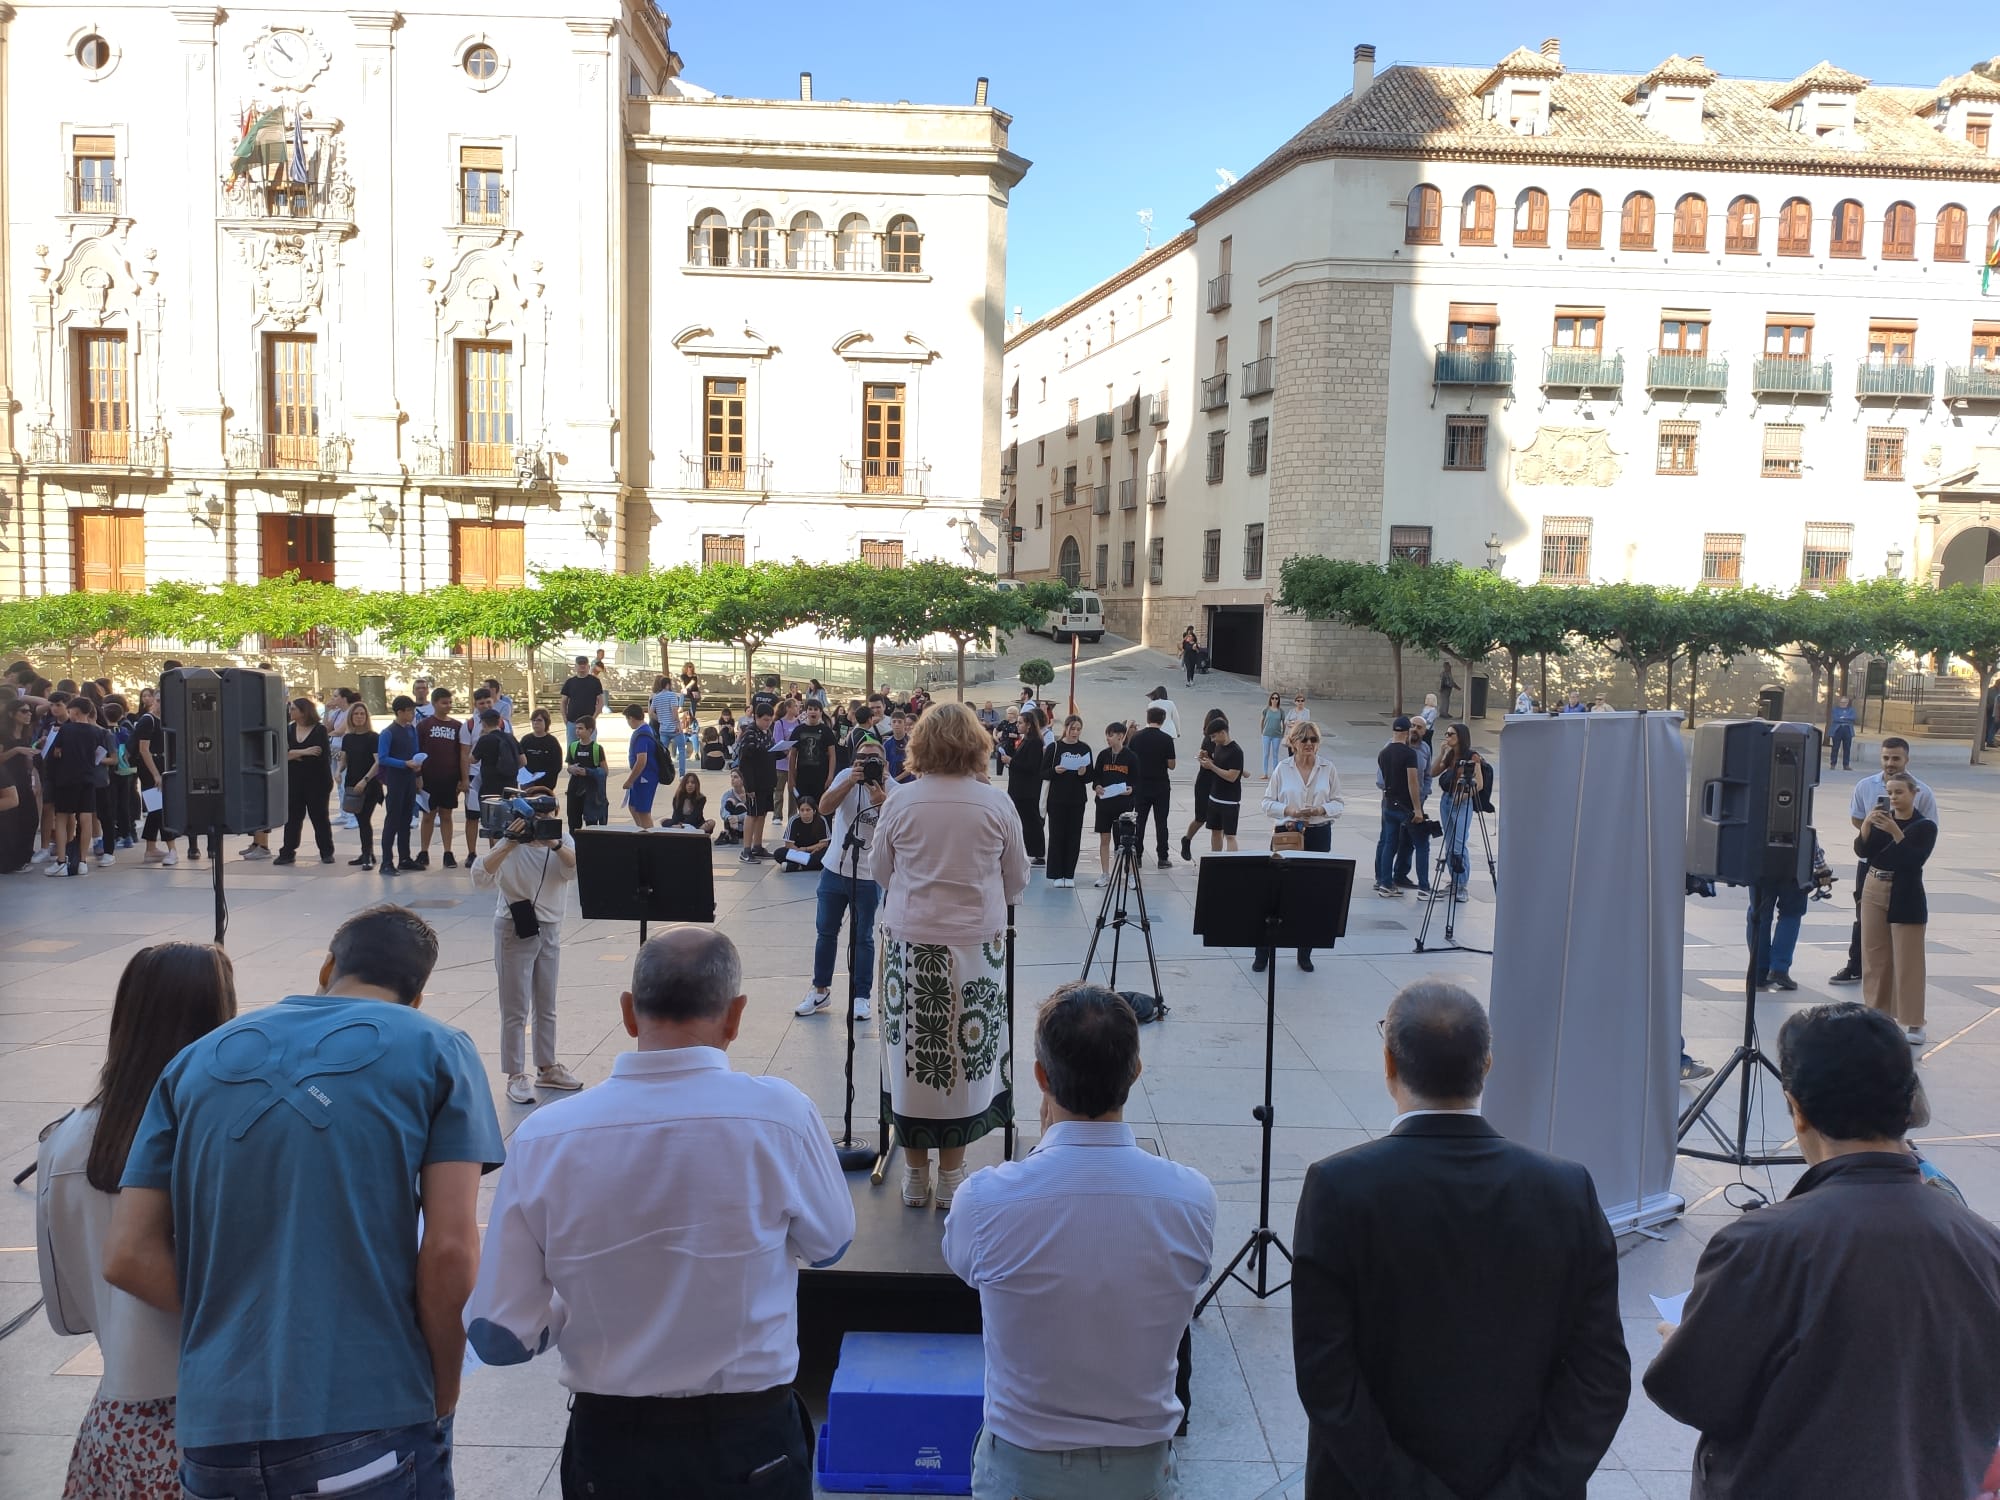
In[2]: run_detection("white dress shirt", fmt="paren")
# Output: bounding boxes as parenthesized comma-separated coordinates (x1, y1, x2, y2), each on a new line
(942, 1120, 1217, 1450)
(37, 1106, 181, 1400)
(464, 1046, 854, 1397)
(1260, 758, 1345, 827)
(1388, 1105, 1483, 1132)
(469, 832, 576, 924)
(1848, 771, 1939, 826)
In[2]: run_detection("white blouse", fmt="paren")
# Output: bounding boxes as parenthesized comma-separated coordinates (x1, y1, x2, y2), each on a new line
(1260, 757, 1346, 827)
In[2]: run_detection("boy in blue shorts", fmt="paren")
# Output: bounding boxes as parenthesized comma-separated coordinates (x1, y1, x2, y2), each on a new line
(621, 704, 659, 829)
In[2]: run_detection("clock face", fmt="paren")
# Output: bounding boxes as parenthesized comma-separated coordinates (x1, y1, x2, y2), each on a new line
(262, 31, 312, 81)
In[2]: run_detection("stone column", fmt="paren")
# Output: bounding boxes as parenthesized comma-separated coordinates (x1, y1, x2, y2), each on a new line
(562, 17, 620, 483)
(347, 12, 403, 472)
(0, 4, 16, 466)
(1263, 277, 1392, 698)
(170, 8, 226, 462)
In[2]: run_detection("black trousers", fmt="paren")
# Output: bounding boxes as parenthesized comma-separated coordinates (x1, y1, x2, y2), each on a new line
(561, 1388, 812, 1500)
(350, 780, 384, 859)
(1046, 798, 1086, 879)
(382, 775, 416, 865)
(282, 777, 334, 857)
(1258, 821, 1333, 963)
(1133, 782, 1172, 858)
(1847, 859, 1868, 970)
(1009, 785, 1045, 859)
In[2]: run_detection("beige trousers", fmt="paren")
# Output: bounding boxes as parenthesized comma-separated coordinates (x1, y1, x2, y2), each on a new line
(1859, 877, 1926, 1029)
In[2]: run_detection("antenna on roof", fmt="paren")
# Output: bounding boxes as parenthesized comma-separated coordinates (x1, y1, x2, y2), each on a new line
(1137, 208, 1154, 248)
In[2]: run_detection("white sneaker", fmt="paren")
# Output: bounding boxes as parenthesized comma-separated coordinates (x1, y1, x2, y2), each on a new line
(796, 988, 832, 1017)
(29, 848, 51, 865)
(1906, 1026, 1928, 1046)
(852, 997, 873, 1021)
(505, 1074, 536, 1105)
(97, 852, 115, 868)
(537, 1063, 583, 1092)
(1454, 887, 1469, 903)
(1094, 875, 1110, 888)
(935, 1164, 970, 1211)
(901, 1164, 931, 1207)
(161, 850, 179, 867)
(44, 859, 67, 877)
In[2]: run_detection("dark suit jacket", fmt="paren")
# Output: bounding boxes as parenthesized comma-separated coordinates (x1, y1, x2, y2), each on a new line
(1644, 1151, 2000, 1500)
(1291, 1114, 1628, 1500)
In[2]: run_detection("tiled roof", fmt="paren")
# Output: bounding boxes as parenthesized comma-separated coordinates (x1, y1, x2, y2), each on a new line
(1923, 70, 2000, 110)
(1638, 54, 1719, 91)
(1197, 56, 2000, 220)
(1472, 45, 1563, 96)
(1768, 61, 1870, 109)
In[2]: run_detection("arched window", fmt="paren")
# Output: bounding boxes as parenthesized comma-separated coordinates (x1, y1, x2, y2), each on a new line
(1405, 185, 1442, 244)
(1513, 188, 1550, 247)
(787, 210, 824, 270)
(1058, 536, 1082, 587)
(692, 208, 729, 267)
(1724, 196, 1759, 254)
(1936, 204, 1968, 262)
(1778, 197, 1812, 255)
(884, 214, 922, 273)
(1567, 190, 1603, 248)
(1460, 186, 1496, 246)
(835, 213, 872, 271)
(1830, 199, 1864, 257)
(740, 210, 773, 269)
(1620, 191, 1656, 250)
(1672, 193, 1708, 252)
(1882, 201, 1916, 260)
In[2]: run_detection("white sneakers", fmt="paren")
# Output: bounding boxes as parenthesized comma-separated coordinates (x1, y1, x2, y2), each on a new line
(902, 1164, 931, 1207)
(852, 997, 872, 1021)
(796, 988, 832, 1017)
(934, 1164, 969, 1211)
(1047, 876, 1074, 888)
(1906, 1026, 1928, 1046)
(506, 1074, 536, 1105)
(29, 847, 52, 865)
(538, 1063, 583, 1091)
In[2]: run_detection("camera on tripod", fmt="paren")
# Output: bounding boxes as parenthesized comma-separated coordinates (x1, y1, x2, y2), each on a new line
(1115, 808, 1140, 851)
(480, 793, 563, 843)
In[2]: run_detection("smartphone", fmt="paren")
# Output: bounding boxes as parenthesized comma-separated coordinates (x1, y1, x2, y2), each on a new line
(1875, 795, 1891, 813)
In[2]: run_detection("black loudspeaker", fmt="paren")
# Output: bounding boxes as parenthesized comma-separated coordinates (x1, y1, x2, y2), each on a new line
(1686, 719, 1821, 889)
(160, 667, 287, 837)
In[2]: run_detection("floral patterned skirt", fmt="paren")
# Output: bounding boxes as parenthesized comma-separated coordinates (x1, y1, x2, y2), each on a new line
(878, 927, 1013, 1151)
(65, 1394, 178, 1500)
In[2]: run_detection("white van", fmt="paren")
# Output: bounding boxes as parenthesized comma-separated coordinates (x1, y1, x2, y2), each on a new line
(1043, 591, 1104, 644)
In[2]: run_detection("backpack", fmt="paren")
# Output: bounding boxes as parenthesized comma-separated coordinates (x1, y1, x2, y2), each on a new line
(480, 731, 522, 790)
(113, 719, 137, 775)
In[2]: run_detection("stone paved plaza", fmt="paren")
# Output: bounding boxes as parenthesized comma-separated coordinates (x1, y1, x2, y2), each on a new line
(3, 640, 1997, 1499)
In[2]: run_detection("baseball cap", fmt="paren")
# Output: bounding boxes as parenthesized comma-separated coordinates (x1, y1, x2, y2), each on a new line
(1392, 715, 1413, 730)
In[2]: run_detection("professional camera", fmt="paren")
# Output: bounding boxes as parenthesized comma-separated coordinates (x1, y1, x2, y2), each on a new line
(480, 793, 562, 843)
(857, 756, 885, 785)
(1809, 860, 1838, 902)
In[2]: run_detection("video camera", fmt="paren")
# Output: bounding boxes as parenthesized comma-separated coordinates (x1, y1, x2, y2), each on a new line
(480, 793, 563, 844)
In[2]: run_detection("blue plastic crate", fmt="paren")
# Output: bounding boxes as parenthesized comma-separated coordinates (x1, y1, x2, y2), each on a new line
(817, 1331, 984, 1494)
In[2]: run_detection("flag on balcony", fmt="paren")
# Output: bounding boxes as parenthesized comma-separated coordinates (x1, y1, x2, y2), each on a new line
(1987, 238, 2000, 296)
(228, 106, 288, 182)
(287, 108, 310, 185)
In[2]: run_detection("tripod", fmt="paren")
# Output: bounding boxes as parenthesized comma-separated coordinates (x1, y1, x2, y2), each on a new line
(1081, 817, 1167, 1015)
(1190, 852, 1353, 1315)
(834, 802, 881, 1173)
(1676, 881, 1803, 1168)
(1415, 781, 1497, 956)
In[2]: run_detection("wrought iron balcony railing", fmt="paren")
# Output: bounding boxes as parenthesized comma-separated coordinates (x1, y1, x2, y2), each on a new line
(27, 425, 166, 468)
(1434, 346, 1517, 385)
(683, 453, 771, 490)
(1645, 352, 1729, 392)
(1207, 273, 1231, 312)
(1095, 411, 1116, 443)
(411, 436, 546, 482)
(839, 457, 930, 496)
(1242, 356, 1275, 398)
(1200, 373, 1229, 410)
(1118, 478, 1138, 510)
(1855, 360, 1936, 399)
(1750, 357, 1833, 396)
(1945, 365, 2000, 402)
(1541, 349, 1624, 389)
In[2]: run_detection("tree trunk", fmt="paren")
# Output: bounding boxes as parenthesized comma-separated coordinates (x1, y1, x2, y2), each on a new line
(523, 654, 538, 716)
(1633, 658, 1647, 709)
(864, 636, 877, 698)
(1972, 665, 1993, 768)
(1389, 638, 1405, 716)
(1507, 648, 1521, 706)
(742, 641, 758, 701)
(1665, 654, 1676, 714)
(1539, 652, 1549, 710)
(954, 638, 968, 701)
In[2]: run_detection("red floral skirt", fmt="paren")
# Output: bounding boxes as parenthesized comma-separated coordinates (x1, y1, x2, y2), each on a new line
(64, 1395, 178, 1500)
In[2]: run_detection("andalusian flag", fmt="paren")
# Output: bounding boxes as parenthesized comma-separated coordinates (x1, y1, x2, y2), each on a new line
(228, 106, 287, 182)
(1986, 238, 2000, 296)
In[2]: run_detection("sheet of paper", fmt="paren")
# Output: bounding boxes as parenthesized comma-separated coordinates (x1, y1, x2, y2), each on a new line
(516, 767, 538, 785)
(1059, 752, 1090, 772)
(316, 1451, 398, 1494)
(785, 848, 812, 866)
(140, 787, 164, 814)
(1650, 1291, 1689, 1327)
(1100, 782, 1130, 800)
(414, 791, 431, 814)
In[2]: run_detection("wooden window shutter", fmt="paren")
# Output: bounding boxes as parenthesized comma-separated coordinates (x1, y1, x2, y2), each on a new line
(459, 145, 504, 170)
(75, 511, 114, 592)
(73, 134, 116, 157)
(115, 512, 145, 592)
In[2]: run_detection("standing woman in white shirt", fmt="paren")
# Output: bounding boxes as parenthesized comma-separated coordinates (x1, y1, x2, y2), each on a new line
(1257, 720, 1344, 973)
(1143, 686, 1182, 742)
(37, 942, 237, 1500)
(874, 703, 1032, 1210)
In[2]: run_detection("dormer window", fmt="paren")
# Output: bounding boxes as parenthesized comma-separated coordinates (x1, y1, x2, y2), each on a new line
(1770, 62, 1868, 141)
(1627, 55, 1714, 144)
(1472, 45, 1562, 136)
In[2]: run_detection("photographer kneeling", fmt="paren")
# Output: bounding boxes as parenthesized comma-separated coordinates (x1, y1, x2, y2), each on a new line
(472, 797, 581, 1105)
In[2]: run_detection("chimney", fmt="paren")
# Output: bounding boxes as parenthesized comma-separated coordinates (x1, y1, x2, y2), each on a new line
(1353, 43, 1376, 99)
(974, 76, 989, 106)
(1540, 37, 1560, 63)
(799, 71, 812, 101)
(1689, 54, 1704, 66)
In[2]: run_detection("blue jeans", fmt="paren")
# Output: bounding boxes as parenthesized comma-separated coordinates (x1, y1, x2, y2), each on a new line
(1439, 795, 1473, 892)
(1375, 804, 1412, 888)
(971, 1432, 1178, 1500)
(1393, 810, 1432, 890)
(1748, 884, 1809, 977)
(1261, 735, 1283, 775)
(1828, 726, 1854, 769)
(662, 731, 690, 777)
(183, 1417, 453, 1500)
(813, 870, 880, 995)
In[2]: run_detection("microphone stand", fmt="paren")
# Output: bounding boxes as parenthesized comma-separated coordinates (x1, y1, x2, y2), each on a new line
(834, 783, 877, 1173)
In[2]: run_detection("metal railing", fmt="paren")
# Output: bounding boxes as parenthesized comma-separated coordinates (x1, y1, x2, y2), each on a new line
(1094, 411, 1116, 443)
(1118, 478, 1138, 510)
(1946, 365, 2000, 401)
(1434, 346, 1517, 385)
(839, 458, 930, 496)
(1541, 349, 1624, 389)
(1121, 398, 1141, 433)
(1148, 472, 1166, 504)
(1645, 352, 1729, 392)
(1061, 481, 1076, 506)
(27, 425, 166, 468)
(231, 431, 354, 472)
(1091, 485, 1111, 516)
(411, 436, 544, 482)
(1855, 360, 1936, 399)
(221, 177, 355, 223)
(1207, 273, 1231, 311)
(1200, 373, 1229, 410)
(682, 453, 770, 491)
(454, 185, 509, 226)
(685, 227, 921, 274)
(67, 174, 123, 215)
(1242, 356, 1275, 397)
(1149, 392, 1170, 425)
(1750, 357, 1833, 396)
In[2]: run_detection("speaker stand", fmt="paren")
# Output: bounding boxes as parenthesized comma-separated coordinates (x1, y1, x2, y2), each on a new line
(1676, 882, 1803, 1169)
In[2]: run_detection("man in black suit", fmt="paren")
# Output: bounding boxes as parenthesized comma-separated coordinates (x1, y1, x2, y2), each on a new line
(1291, 981, 1628, 1500)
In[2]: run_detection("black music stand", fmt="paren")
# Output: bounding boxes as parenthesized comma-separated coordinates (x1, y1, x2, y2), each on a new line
(574, 828, 716, 940)
(1191, 851, 1355, 1313)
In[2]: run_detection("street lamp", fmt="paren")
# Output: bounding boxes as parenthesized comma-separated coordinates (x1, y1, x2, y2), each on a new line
(185, 481, 222, 533)
(1484, 531, 1505, 572)
(1885, 543, 1904, 580)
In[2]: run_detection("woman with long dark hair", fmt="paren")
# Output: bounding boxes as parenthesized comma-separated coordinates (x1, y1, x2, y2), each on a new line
(1003, 706, 1047, 864)
(1042, 715, 1093, 887)
(1430, 723, 1482, 905)
(275, 696, 334, 865)
(0, 694, 39, 872)
(666, 772, 714, 835)
(37, 943, 238, 1500)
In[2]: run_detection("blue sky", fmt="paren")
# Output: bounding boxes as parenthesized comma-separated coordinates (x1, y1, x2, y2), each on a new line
(665, 2, 1998, 321)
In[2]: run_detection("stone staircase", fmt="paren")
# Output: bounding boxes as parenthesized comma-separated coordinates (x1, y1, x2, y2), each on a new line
(1910, 676, 1985, 738)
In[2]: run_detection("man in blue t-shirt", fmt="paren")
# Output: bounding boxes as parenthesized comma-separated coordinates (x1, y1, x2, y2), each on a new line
(622, 703, 660, 828)
(107, 905, 504, 1498)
